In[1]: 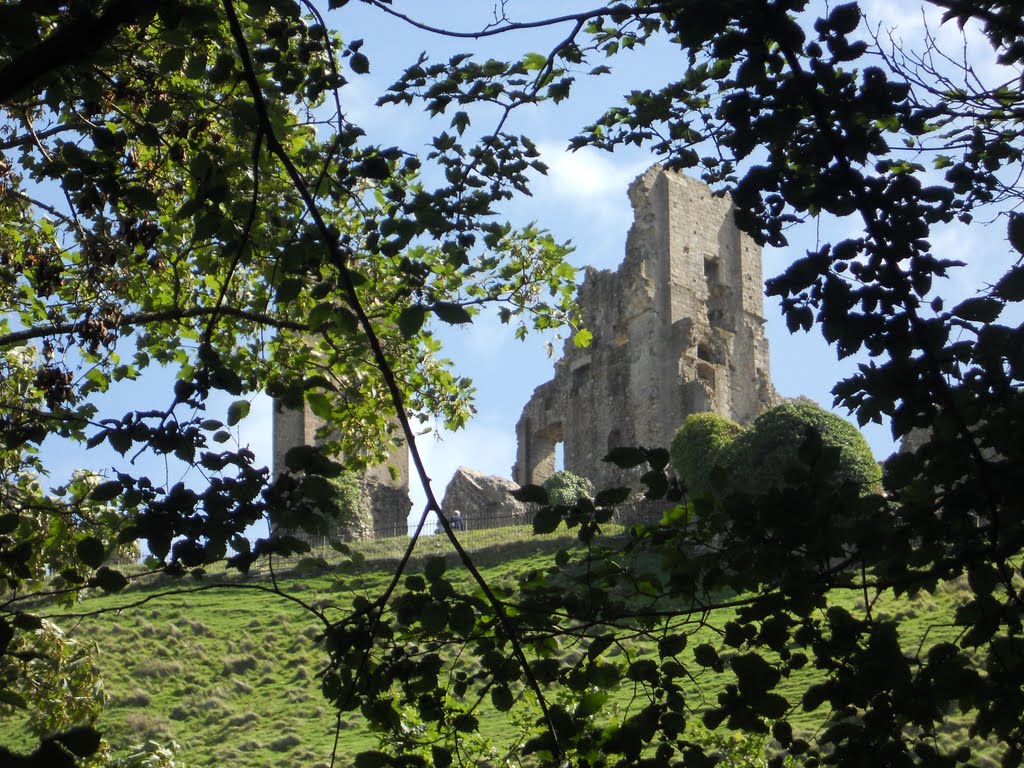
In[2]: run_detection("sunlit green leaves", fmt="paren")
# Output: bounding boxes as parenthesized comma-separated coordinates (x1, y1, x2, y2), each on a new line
(431, 301, 473, 325)
(226, 400, 250, 426)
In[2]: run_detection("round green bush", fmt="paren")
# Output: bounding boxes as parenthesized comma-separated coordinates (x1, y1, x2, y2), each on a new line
(669, 413, 745, 499)
(543, 470, 594, 506)
(724, 400, 881, 497)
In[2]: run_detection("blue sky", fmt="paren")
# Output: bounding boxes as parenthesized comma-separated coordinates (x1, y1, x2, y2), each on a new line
(34, 1, 1021, 531)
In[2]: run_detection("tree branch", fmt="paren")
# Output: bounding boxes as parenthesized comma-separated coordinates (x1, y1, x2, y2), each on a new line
(223, 0, 565, 756)
(0, 0, 152, 104)
(0, 306, 307, 349)
(360, 0, 672, 40)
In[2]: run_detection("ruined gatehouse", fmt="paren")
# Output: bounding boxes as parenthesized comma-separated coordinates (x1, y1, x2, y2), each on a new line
(512, 166, 776, 491)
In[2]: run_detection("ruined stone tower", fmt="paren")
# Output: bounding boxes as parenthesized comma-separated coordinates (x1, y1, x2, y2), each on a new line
(272, 406, 411, 539)
(513, 167, 776, 490)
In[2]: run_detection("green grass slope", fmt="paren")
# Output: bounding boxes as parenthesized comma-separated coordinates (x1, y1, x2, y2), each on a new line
(1, 537, 994, 767)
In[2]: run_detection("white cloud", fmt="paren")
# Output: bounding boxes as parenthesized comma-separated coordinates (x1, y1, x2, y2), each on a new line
(535, 143, 648, 203)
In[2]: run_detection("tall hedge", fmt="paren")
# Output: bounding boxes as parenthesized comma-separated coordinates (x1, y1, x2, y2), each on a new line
(669, 413, 745, 499)
(724, 400, 881, 497)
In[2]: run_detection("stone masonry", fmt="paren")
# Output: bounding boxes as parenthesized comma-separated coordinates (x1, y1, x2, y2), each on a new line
(513, 166, 776, 491)
(440, 467, 531, 530)
(272, 405, 411, 540)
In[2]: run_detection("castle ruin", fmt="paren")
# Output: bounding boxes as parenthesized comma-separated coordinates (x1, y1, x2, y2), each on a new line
(271, 405, 411, 539)
(512, 166, 776, 490)
(273, 167, 776, 535)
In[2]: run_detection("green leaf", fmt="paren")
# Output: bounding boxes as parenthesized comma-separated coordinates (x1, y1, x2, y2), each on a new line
(52, 726, 102, 758)
(307, 392, 333, 420)
(693, 644, 719, 668)
(522, 52, 548, 71)
(404, 574, 425, 591)
(226, 399, 250, 426)
(308, 302, 335, 331)
(90, 480, 122, 503)
(449, 602, 476, 634)
(730, 653, 781, 695)
(572, 328, 593, 347)
(0, 689, 27, 709)
(827, 3, 861, 34)
(995, 265, 1024, 301)
(398, 305, 428, 339)
(452, 713, 478, 732)
(300, 475, 335, 504)
(451, 111, 470, 135)
(593, 487, 630, 507)
(533, 505, 561, 534)
(93, 566, 129, 593)
(122, 186, 159, 211)
(603, 446, 647, 469)
(76, 537, 106, 569)
(108, 431, 132, 455)
(431, 746, 453, 768)
(1009, 212, 1024, 255)
(646, 448, 670, 470)
(159, 48, 186, 74)
(350, 52, 370, 74)
(658, 634, 688, 658)
(432, 301, 473, 325)
(356, 156, 389, 180)
(13, 614, 43, 631)
(511, 484, 548, 504)
(424, 556, 446, 579)
(951, 296, 1002, 323)
(625, 659, 658, 686)
(803, 682, 829, 712)
(491, 685, 514, 712)
(353, 751, 388, 768)
(276, 277, 304, 304)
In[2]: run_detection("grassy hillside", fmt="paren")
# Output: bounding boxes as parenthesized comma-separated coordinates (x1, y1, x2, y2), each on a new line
(1, 535, 993, 767)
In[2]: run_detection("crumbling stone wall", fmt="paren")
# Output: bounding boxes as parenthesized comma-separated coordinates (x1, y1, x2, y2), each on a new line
(272, 404, 411, 540)
(440, 467, 531, 530)
(513, 167, 777, 491)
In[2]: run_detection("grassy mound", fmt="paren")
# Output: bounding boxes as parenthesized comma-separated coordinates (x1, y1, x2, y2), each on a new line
(3, 538, 995, 767)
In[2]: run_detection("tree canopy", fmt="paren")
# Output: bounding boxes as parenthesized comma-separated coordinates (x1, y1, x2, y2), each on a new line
(2, 1, 1024, 767)
(670, 412, 745, 500)
(723, 400, 882, 498)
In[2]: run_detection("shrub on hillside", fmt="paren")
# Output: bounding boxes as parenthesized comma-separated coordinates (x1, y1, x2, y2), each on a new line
(669, 413, 745, 499)
(725, 400, 881, 497)
(543, 470, 594, 506)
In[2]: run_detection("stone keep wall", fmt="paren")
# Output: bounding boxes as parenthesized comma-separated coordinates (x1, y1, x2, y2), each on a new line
(513, 167, 777, 491)
(272, 404, 411, 539)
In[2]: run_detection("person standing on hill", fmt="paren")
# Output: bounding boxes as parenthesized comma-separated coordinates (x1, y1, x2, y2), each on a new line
(450, 509, 465, 531)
